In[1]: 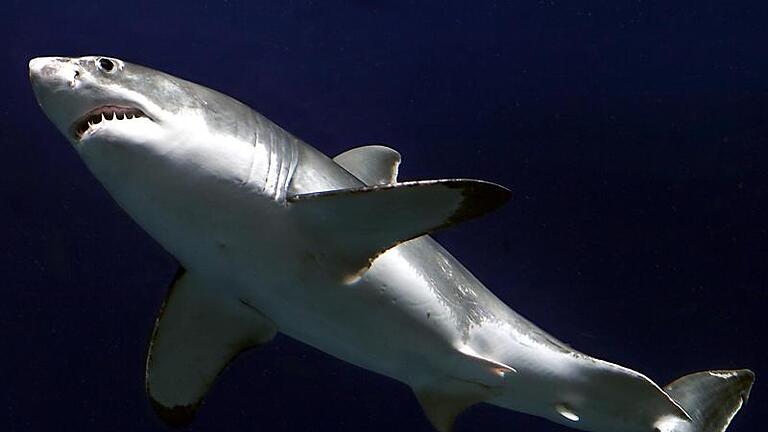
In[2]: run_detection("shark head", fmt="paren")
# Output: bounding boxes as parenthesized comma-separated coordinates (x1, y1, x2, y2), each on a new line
(29, 55, 302, 265)
(28, 56, 180, 149)
(29, 56, 296, 202)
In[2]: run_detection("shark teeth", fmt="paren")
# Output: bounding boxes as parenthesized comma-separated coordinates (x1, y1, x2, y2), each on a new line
(72, 105, 147, 140)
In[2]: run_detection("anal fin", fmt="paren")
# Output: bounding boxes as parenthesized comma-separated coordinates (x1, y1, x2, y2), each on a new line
(413, 378, 497, 432)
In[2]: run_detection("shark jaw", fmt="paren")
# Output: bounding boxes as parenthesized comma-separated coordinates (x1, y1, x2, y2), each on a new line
(71, 105, 151, 141)
(29, 56, 167, 148)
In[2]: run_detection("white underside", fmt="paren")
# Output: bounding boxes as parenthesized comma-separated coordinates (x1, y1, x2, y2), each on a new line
(76, 116, 685, 432)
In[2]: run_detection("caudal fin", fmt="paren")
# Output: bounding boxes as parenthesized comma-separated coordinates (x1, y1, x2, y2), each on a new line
(657, 369, 754, 432)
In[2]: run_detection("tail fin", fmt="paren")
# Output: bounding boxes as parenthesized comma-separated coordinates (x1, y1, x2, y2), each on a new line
(657, 369, 755, 432)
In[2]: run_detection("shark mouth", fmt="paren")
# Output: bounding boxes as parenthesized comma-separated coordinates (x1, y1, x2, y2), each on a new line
(72, 105, 149, 140)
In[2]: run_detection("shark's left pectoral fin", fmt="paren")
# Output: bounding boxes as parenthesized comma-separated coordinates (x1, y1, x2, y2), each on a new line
(146, 269, 277, 427)
(288, 179, 511, 278)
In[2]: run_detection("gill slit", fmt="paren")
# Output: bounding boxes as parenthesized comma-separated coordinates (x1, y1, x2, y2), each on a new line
(243, 130, 259, 187)
(273, 132, 283, 198)
(258, 124, 300, 203)
(268, 131, 278, 197)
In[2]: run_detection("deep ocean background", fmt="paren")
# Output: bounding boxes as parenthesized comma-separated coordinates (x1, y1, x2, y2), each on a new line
(1, 1, 765, 431)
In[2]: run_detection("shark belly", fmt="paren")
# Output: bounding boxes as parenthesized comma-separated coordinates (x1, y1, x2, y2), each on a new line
(80, 121, 684, 432)
(103, 170, 696, 432)
(81, 143, 481, 385)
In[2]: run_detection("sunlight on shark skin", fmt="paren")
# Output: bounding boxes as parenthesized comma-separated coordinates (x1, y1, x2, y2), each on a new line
(29, 56, 754, 432)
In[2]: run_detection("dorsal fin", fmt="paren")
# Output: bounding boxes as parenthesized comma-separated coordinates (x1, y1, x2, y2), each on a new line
(333, 145, 400, 185)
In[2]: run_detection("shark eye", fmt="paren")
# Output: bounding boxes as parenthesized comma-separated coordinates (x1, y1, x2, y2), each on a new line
(97, 58, 116, 73)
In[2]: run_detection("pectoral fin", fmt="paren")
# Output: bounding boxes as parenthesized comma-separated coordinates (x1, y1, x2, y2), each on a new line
(288, 179, 510, 279)
(146, 268, 277, 426)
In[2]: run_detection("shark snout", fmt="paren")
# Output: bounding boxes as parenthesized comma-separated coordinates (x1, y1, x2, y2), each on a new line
(29, 57, 81, 91)
(29, 57, 64, 79)
(28, 57, 58, 78)
(29, 56, 90, 139)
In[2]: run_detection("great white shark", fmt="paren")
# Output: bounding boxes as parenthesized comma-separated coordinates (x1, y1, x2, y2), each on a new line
(29, 55, 754, 432)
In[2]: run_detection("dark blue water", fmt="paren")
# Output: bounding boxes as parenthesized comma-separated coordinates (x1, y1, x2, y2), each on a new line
(1, 1, 765, 431)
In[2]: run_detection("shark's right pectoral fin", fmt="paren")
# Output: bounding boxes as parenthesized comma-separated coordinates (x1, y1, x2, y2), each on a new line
(288, 179, 511, 278)
(146, 268, 277, 427)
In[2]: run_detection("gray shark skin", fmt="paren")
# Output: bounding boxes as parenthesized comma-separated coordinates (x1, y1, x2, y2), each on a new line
(29, 56, 754, 432)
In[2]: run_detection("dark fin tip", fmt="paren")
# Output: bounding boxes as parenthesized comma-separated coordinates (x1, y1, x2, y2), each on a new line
(447, 180, 511, 224)
(737, 369, 756, 404)
(149, 397, 199, 429)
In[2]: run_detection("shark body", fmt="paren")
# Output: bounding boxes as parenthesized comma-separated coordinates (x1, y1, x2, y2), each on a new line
(29, 56, 754, 432)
